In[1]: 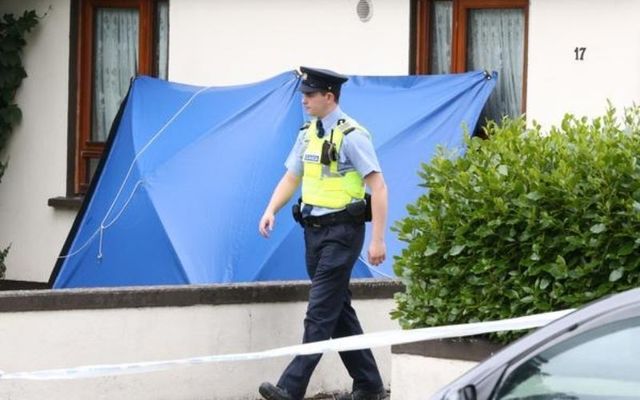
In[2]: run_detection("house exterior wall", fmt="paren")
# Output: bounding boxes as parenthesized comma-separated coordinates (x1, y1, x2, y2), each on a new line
(0, 0, 75, 282)
(169, 0, 411, 85)
(526, 0, 640, 127)
(0, 0, 639, 282)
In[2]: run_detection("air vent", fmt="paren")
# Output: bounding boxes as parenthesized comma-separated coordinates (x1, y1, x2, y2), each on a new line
(357, 0, 373, 22)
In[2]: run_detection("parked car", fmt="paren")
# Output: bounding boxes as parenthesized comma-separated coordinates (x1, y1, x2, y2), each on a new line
(431, 287, 640, 400)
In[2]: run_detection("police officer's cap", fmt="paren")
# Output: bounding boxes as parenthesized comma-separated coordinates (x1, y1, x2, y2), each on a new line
(299, 67, 348, 94)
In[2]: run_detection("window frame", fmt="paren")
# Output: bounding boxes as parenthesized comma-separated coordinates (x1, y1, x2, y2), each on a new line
(70, 0, 161, 195)
(411, 0, 529, 113)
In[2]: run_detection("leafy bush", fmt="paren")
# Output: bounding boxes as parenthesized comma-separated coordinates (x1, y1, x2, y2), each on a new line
(392, 105, 640, 342)
(0, 10, 38, 150)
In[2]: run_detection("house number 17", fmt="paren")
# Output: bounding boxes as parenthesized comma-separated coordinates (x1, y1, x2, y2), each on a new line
(574, 47, 586, 60)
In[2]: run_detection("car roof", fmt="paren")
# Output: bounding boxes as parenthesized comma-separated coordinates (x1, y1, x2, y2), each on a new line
(432, 287, 640, 397)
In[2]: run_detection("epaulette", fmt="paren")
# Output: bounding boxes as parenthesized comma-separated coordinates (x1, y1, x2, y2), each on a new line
(299, 122, 311, 131)
(337, 119, 356, 135)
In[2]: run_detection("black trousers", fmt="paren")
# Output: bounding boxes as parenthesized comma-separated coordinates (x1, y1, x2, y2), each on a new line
(277, 222, 383, 400)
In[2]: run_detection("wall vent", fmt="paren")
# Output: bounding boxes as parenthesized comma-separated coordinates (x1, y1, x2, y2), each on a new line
(357, 0, 373, 22)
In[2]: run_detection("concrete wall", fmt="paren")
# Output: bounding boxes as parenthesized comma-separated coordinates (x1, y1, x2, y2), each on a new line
(390, 339, 501, 399)
(0, 0, 75, 282)
(0, 282, 401, 399)
(391, 354, 476, 400)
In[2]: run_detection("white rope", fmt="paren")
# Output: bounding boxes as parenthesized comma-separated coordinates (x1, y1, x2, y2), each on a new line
(97, 226, 104, 260)
(99, 86, 210, 235)
(59, 86, 211, 260)
(359, 256, 395, 279)
(103, 180, 145, 230)
(57, 229, 101, 259)
(58, 179, 145, 261)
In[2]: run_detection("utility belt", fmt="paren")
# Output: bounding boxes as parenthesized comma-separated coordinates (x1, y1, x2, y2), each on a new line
(292, 194, 372, 228)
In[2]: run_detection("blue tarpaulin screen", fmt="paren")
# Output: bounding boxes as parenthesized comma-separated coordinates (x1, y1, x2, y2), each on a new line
(51, 70, 496, 288)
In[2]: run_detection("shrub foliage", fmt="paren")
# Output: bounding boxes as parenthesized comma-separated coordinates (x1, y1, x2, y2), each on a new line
(392, 106, 640, 341)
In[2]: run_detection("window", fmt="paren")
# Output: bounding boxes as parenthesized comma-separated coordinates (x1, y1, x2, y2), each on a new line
(496, 316, 640, 399)
(413, 0, 528, 126)
(72, 0, 168, 194)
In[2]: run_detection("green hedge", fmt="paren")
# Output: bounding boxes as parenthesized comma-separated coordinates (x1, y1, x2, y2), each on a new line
(392, 106, 640, 342)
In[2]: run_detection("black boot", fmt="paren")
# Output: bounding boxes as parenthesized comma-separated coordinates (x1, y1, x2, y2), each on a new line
(259, 382, 294, 400)
(335, 389, 387, 400)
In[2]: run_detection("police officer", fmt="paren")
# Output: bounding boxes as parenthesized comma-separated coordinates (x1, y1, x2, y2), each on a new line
(257, 67, 388, 400)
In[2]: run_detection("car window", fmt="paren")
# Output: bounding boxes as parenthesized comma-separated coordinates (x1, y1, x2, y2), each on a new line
(495, 316, 640, 400)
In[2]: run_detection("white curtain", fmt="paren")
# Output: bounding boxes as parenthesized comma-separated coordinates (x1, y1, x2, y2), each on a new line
(430, 0, 453, 74)
(467, 9, 524, 122)
(156, 1, 169, 80)
(92, 8, 139, 142)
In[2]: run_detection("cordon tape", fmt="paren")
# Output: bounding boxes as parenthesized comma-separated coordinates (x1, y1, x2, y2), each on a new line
(0, 309, 573, 380)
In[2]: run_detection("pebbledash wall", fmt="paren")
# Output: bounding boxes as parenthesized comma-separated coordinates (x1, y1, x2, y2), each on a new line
(0, 280, 402, 400)
(1, 0, 640, 286)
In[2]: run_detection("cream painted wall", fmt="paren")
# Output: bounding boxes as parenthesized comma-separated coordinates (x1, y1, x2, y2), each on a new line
(0, 0, 75, 282)
(0, 298, 399, 399)
(169, 0, 411, 85)
(527, 0, 640, 126)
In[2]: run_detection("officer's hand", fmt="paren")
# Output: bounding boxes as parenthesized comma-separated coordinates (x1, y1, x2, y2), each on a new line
(259, 212, 275, 238)
(367, 239, 386, 266)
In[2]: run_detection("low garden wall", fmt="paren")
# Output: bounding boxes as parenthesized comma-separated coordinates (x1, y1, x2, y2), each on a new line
(0, 280, 402, 400)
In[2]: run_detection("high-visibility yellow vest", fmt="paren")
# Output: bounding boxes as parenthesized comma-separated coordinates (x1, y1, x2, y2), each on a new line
(301, 118, 367, 208)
